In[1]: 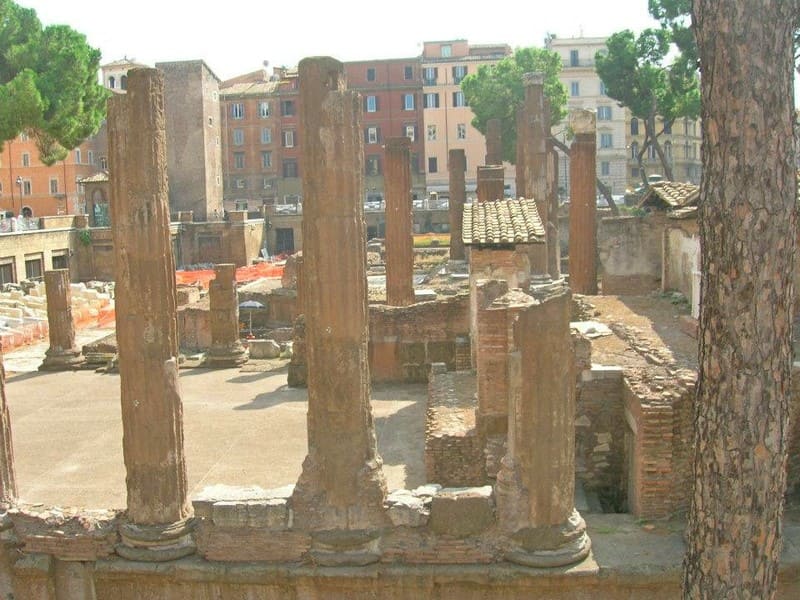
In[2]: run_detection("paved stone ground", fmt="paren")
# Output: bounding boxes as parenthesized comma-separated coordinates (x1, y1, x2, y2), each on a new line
(2, 330, 426, 510)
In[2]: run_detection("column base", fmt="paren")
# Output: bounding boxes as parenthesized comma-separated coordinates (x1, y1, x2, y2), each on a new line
(505, 509, 591, 568)
(205, 344, 248, 368)
(308, 529, 381, 566)
(39, 349, 85, 371)
(116, 518, 196, 562)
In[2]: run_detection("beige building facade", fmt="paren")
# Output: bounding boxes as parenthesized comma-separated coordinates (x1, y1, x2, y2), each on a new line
(421, 40, 514, 197)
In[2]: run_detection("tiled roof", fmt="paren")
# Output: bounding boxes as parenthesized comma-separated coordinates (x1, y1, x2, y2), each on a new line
(462, 198, 545, 246)
(638, 181, 700, 210)
(220, 80, 281, 97)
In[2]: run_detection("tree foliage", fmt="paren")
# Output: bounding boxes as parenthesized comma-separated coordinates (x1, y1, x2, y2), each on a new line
(0, 0, 107, 164)
(595, 27, 700, 184)
(461, 47, 566, 164)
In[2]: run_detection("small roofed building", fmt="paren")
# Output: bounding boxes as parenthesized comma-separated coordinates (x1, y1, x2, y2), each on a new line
(80, 172, 111, 227)
(638, 181, 700, 212)
(463, 197, 545, 368)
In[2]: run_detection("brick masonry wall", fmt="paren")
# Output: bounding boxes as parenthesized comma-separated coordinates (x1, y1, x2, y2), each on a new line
(597, 214, 666, 295)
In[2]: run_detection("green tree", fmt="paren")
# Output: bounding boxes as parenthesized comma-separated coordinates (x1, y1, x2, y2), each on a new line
(461, 46, 566, 164)
(0, 0, 107, 165)
(595, 28, 700, 185)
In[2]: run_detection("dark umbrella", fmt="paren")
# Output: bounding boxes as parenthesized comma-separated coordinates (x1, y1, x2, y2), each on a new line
(238, 300, 265, 335)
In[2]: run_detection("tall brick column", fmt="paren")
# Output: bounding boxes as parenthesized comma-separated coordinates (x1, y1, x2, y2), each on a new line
(108, 68, 194, 561)
(385, 137, 414, 307)
(448, 149, 467, 262)
(523, 73, 550, 279)
(515, 107, 526, 200)
(568, 109, 598, 294)
(485, 118, 502, 165)
(206, 263, 248, 367)
(39, 269, 84, 371)
(291, 57, 388, 565)
(476, 166, 504, 203)
(495, 283, 590, 567)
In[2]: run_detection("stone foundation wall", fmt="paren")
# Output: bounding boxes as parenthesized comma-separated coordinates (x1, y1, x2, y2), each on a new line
(425, 368, 485, 486)
(598, 214, 666, 295)
(369, 294, 470, 383)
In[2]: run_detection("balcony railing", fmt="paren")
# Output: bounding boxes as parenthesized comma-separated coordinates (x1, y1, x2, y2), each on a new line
(0, 217, 40, 234)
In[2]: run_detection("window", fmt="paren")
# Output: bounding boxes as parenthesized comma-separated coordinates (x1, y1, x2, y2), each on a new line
(120, 75, 127, 90)
(88, 151, 94, 165)
(21, 180, 31, 195)
(427, 125, 437, 141)
(570, 49, 579, 67)
(234, 152, 245, 169)
(452, 65, 468, 84)
(457, 123, 466, 140)
(441, 44, 452, 57)
(599, 133, 613, 148)
(366, 67, 376, 82)
(630, 118, 639, 135)
(647, 144, 657, 160)
(405, 124, 417, 141)
(570, 82, 580, 97)
(0, 259, 14, 285)
(281, 100, 295, 116)
(410, 153, 420, 173)
(597, 106, 612, 121)
(233, 129, 245, 145)
(25, 255, 42, 280)
(231, 103, 244, 119)
(423, 93, 440, 108)
(366, 126, 380, 144)
(600, 81, 607, 96)
(74, 150, 81, 164)
(366, 95, 378, 112)
(404, 66, 413, 80)
(258, 101, 271, 118)
(663, 121, 672, 135)
(282, 130, 295, 148)
(684, 142, 690, 159)
(600, 161, 610, 176)
(22, 152, 30, 167)
(403, 94, 415, 110)
(52, 250, 69, 270)
(99, 156, 108, 170)
(631, 141, 639, 159)
(108, 76, 116, 89)
(261, 128, 272, 144)
(212, 90, 219, 101)
(49, 178, 58, 194)
(428, 157, 438, 173)
(366, 155, 381, 176)
(423, 67, 438, 85)
(261, 151, 272, 169)
(452, 91, 466, 107)
(235, 179, 246, 189)
(19, 131, 28, 141)
(283, 159, 298, 178)
(208, 117, 213, 126)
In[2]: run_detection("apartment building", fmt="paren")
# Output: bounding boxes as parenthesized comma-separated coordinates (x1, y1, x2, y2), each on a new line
(627, 115, 702, 187)
(219, 66, 301, 213)
(421, 40, 513, 195)
(344, 58, 426, 202)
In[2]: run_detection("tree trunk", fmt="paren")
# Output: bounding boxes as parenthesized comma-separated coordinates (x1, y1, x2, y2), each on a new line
(645, 118, 674, 181)
(683, 2, 797, 598)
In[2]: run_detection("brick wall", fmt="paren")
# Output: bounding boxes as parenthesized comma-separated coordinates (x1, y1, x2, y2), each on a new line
(598, 214, 666, 295)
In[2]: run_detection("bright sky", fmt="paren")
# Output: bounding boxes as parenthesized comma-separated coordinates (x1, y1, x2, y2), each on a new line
(20, 0, 659, 81)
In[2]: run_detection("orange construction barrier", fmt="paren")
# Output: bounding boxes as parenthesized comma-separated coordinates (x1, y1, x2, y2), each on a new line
(175, 262, 284, 289)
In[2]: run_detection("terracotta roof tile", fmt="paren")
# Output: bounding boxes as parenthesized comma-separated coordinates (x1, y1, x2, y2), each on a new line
(462, 198, 545, 246)
(78, 171, 109, 183)
(638, 181, 700, 210)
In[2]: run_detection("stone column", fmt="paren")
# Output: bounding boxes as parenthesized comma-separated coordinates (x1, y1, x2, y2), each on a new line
(108, 68, 194, 561)
(476, 166, 505, 203)
(495, 283, 590, 567)
(448, 149, 467, 262)
(524, 73, 551, 279)
(0, 356, 16, 506)
(206, 263, 248, 367)
(384, 137, 414, 307)
(569, 109, 598, 295)
(39, 269, 84, 371)
(291, 57, 387, 565)
(485, 118, 503, 165)
(515, 107, 526, 200)
(547, 130, 562, 279)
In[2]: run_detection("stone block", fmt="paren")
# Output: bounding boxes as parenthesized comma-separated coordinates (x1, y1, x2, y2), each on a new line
(429, 486, 495, 537)
(385, 490, 429, 527)
(212, 499, 290, 529)
(249, 339, 281, 359)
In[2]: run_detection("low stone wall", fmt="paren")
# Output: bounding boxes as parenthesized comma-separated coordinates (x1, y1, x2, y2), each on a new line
(425, 367, 484, 486)
(598, 214, 666, 295)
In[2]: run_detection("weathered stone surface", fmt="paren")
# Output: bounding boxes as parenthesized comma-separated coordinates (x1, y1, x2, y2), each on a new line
(476, 166, 504, 203)
(385, 490, 429, 528)
(290, 57, 387, 544)
(569, 109, 598, 295)
(248, 339, 281, 359)
(429, 486, 494, 537)
(108, 67, 193, 560)
(521, 73, 549, 277)
(385, 137, 414, 307)
(448, 149, 467, 261)
(206, 263, 248, 367)
(211, 500, 290, 530)
(0, 355, 16, 504)
(40, 269, 84, 371)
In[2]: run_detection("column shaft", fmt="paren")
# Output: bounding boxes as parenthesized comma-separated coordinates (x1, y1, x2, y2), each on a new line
(523, 73, 550, 278)
(385, 138, 414, 307)
(40, 269, 83, 370)
(476, 166, 504, 203)
(448, 149, 467, 261)
(569, 110, 598, 294)
(207, 263, 247, 366)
